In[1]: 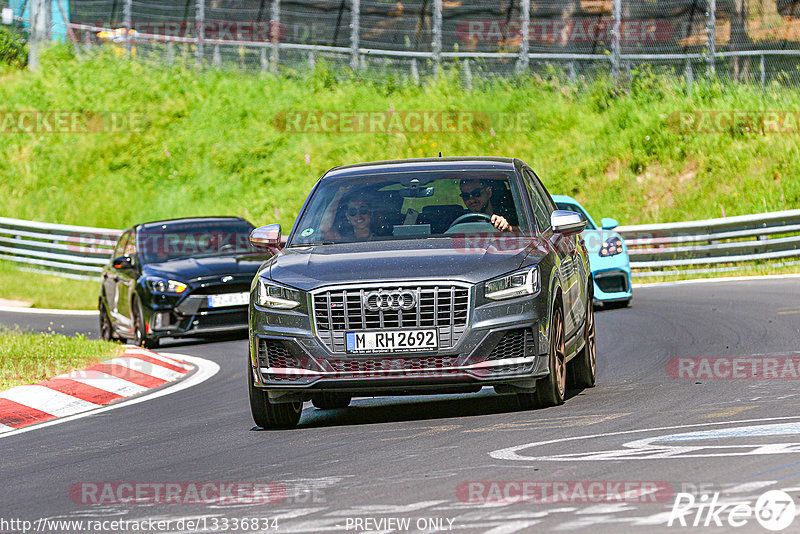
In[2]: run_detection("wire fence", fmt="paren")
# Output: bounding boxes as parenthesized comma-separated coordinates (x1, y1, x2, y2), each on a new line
(6, 0, 800, 83)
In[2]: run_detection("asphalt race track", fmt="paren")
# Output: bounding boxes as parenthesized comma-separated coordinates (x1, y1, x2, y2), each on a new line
(1, 277, 800, 533)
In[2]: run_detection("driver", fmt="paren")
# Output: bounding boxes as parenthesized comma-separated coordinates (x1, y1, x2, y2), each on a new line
(459, 179, 514, 231)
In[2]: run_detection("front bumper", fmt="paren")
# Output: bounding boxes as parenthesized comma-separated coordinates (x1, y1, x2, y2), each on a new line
(144, 294, 248, 339)
(249, 291, 551, 400)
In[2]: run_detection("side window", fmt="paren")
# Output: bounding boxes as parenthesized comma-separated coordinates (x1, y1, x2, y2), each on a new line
(124, 230, 137, 257)
(113, 232, 130, 258)
(531, 171, 557, 215)
(523, 170, 551, 232)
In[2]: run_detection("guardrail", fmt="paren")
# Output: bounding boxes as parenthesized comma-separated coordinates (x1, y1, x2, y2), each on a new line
(617, 209, 800, 278)
(1, 210, 799, 280)
(0, 217, 122, 280)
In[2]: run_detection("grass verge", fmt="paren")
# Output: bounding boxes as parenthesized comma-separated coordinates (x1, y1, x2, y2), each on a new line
(0, 328, 123, 391)
(633, 261, 800, 285)
(0, 261, 99, 310)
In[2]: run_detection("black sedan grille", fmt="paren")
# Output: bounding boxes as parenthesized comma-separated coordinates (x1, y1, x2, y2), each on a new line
(312, 284, 470, 353)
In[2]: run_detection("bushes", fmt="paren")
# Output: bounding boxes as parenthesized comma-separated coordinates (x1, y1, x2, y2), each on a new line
(0, 25, 27, 69)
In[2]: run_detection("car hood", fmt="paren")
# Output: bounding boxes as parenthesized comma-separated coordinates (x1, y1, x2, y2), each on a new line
(268, 237, 542, 291)
(144, 255, 269, 282)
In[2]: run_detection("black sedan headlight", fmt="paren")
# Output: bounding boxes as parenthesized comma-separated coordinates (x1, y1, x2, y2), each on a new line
(485, 266, 540, 301)
(146, 278, 188, 294)
(599, 236, 625, 257)
(257, 279, 302, 309)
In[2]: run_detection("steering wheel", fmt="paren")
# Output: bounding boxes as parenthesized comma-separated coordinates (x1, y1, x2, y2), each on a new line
(447, 212, 494, 230)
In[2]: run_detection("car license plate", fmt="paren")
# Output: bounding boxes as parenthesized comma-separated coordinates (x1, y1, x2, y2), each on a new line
(208, 292, 249, 308)
(345, 329, 438, 354)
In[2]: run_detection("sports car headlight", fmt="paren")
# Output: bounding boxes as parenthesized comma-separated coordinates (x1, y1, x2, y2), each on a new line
(146, 278, 187, 294)
(485, 266, 540, 301)
(257, 279, 301, 309)
(599, 236, 624, 257)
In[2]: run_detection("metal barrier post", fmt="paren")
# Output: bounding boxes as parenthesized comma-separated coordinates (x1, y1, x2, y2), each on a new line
(271, 0, 281, 74)
(350, 0, 360, 69)
(611, 0, 621, 79)
(516, 0, 529, 74)
(706, 0, 716, 76)
(433, 0, 442, 76)
(196, 0, 205, 67)
(124, 0, 132, 57)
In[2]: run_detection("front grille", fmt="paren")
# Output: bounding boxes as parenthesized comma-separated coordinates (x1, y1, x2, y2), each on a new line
(191, 282, 251, 296)
(486, 329, 534, 361)
(327, 356, 461, 377)
(313, 284, 470, 353)
(596, 273, 628, 294)
(193, 310, 247, 328)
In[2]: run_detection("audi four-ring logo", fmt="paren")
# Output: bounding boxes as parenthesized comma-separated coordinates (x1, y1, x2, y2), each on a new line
(364, 290, 416, 311)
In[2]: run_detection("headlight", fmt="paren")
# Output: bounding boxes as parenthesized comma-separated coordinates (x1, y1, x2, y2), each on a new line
(485, 266, 540, 301)
(147, 278, 187, 294)
(600, 236, 625, 257)
(257, 279, 301, 309)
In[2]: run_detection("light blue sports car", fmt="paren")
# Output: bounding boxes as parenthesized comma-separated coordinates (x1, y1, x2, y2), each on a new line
(552, 195, 632, 308)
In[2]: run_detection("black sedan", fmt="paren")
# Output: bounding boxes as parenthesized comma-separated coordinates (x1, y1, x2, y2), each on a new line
(99, 217, 272, 348)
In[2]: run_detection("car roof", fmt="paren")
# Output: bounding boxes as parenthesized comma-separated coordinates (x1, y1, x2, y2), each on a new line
(324, 157, 521, 178)
(136, 216, 252, 232)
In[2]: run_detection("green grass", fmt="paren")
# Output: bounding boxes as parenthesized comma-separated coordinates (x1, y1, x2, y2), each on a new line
(633, 261, 800, 285)
(0, 328, 123, 391)
(1, 47, 799, 232)
(0, 260, 99, 310)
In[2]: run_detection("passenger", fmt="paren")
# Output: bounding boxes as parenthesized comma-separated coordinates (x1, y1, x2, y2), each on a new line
(320, 186, 375, 241)
(459, 179, 515, 231)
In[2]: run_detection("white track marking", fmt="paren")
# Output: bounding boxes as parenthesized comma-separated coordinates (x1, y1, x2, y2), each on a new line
(0, 354, 218, 439)
(633, 272, 800, 289)
(0, 385, 98, 416)
(59, 370, 148, 396)
(102, 357, 186, 381)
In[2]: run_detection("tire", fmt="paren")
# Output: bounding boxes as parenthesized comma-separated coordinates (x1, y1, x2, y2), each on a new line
(518, 308, 566, 410)
(311, 393, 352, 410)
(569, 293, 596, 388)
(132, 298, 158, 349)
(248, 359, 303, 429)
(99, 300, 115, 342)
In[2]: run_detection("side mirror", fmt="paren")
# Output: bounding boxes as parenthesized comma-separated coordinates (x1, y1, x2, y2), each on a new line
(551, 210, 587, 236)
(601, 217, 619, 230)
(250, 224, 282, 251)
(112, 256, 133, 270)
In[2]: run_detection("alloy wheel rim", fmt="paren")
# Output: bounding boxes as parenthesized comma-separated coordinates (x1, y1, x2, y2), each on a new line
(555, 315, 566, 397)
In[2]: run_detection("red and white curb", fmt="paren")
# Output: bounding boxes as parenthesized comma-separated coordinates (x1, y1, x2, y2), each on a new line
(0, 346, 208, 435)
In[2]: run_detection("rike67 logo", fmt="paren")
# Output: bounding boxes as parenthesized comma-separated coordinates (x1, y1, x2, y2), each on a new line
(668, 489, 796, 531)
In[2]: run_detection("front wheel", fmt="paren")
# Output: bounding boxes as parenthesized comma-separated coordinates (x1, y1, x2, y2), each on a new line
(132, 298, 158, 349)
(248, 359, 302, 429)
(518, 308, 566, 410)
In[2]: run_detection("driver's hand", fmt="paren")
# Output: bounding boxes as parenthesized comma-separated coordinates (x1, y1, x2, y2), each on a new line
(491, 215, 512, 232)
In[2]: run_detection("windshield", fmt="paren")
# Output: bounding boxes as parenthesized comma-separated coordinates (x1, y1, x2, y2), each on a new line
(138, 220, 257, 264)
(290, 170, 531, 246)
(555, 202, 596, 230)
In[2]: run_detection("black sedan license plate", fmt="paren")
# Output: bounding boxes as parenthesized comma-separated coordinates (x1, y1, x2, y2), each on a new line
(345, 329, 438, 354)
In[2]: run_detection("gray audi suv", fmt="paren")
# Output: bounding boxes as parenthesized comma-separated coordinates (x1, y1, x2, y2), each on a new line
(247, 158, 595, 428)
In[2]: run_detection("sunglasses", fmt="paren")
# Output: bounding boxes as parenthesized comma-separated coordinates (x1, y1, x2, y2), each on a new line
(460, 188, 485, 200)
(347, 206, 371, 217)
